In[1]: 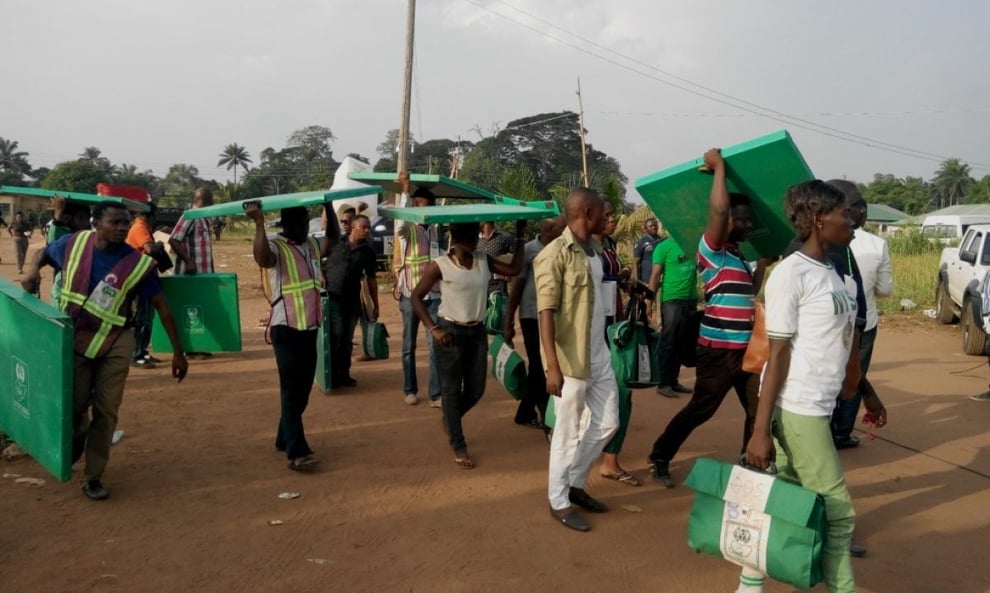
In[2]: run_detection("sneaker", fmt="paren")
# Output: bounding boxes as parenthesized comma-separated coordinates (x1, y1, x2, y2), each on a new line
(650, 457, 675, 488)
(130, 358, 156, 369)
(143, 355, 163, 364)
(404, 393, 419, 406)
(656, 385, 680, 399)
(834, 435, 860, 449)
(969, 391, 990, 401)
(82, 479, 109, 501)
(671, 383, 693, 394)
(429, 398, 442, 408)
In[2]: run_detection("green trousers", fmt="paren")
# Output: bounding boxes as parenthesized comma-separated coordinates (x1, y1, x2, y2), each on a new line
(773, 407, 856, 593)
(602, 385, 632, 455)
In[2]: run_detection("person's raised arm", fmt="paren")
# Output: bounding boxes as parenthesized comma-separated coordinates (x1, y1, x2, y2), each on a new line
(244, 203, 276, 268)
(703, 148, 731, 248)
(149, 293, 188, 382)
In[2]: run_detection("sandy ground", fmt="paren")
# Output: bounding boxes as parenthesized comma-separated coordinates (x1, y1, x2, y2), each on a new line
(0, 232, 988, 593)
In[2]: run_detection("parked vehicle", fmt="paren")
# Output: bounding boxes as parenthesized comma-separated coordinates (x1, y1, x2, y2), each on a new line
(369, 215, 394, 271)
(922, 211, 990, 243)
(935, 224, 990, 354)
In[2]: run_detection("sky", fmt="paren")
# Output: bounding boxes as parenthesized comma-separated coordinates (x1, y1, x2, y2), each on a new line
(3, 0, 989, 198)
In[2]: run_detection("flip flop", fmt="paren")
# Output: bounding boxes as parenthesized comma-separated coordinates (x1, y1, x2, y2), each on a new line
(288, 456, 319, 471)
(601, 470, 642, 487)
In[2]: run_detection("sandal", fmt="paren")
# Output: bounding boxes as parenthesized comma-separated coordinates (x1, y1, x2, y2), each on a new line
(601, 469, 642, 487)
(453, 449, 474, 470)
(288, 456, 319, 471)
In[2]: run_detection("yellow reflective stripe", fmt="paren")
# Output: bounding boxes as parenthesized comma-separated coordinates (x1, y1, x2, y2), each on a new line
(59, 231, 94, 311)
(274, 240, 310, 330)
(79, 254, 154, 357)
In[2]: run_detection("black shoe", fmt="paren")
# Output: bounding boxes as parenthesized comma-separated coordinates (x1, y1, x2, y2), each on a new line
(515, 418, 544, 430)
(568, 487, 608, 513)
(130, 358, 156, 369)
(550, 506, 590, 532)
(849, 541, 867, 558)
(143, 355, 163, 364)
(341, 376, 357, 387)
(834, 435, 861, 449)
(650, 457, 675, 488)
(82, 480, 109, 501)
(671, 383, 693, 394)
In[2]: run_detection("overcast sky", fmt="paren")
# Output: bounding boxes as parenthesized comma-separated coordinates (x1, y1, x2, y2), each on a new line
(3, 0, 989, 197)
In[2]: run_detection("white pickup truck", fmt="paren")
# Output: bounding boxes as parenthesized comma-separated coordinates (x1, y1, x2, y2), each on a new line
(935, 224, 990, 354)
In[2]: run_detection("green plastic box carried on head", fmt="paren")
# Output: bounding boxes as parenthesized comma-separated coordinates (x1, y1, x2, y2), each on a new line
(634, 130, 811, 260)
(0, 185, 151, 212)
(315, 295, 332, 393)
(379, 196, 560, 225)
(348, 172, 498, 201)
(0, 278, 73, 482)
(178, 187, 383, 220)
(151, 274, 242, 353)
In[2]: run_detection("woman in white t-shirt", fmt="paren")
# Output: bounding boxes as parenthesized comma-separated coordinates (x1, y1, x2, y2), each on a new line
(741, 181, 888, 593)
(411, 220, 527, 470)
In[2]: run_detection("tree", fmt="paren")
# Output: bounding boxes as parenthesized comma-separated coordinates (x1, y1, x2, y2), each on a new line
(861, 173, 929, 215)
(158, 163, 204, 206)
(0, 137, 32, 184)
(112, 163, 160, 195)
(965, 175, 990, 204)
(930, 158, 974, 209)
(217, 143, 253, 194)
(40, 160, 107, 193)
(78, 146, 113, 174)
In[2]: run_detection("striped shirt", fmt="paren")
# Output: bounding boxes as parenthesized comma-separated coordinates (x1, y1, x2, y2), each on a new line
(171, 214, 214, 275)
(697, 233, 755, 349)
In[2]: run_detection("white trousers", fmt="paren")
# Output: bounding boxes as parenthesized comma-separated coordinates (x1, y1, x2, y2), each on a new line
(547, 358, 620, 510)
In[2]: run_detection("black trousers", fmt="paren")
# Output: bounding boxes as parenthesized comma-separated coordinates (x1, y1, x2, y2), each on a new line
(514, 317, 549, 424)
(658, 299, 696, 386)
(435, 320, 487, 452)
(650, 345, 755, 462)
(271, 326, 318, 460)
(328, 296, 360, 383)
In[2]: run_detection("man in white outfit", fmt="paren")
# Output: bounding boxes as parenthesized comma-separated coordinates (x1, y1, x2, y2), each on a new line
(534, 188, 620, 532)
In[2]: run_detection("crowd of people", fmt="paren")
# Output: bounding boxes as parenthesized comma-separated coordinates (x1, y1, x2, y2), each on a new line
(8, 151, 911, 592)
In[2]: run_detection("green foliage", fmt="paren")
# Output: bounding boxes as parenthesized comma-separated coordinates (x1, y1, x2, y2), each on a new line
(861, 174, 929, 215)
(497, 163, 542, 201)
(877, 249, 941, 313)
(964, 175, 990, 204)
(112, 163, 159, 194)
(929, 158, 973, 210)
(40, 160, 107, 192)
(0, 137, 32, 183)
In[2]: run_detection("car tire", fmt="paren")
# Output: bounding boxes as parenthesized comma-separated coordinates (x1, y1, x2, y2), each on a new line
(935, 280, 958, 324)
(961, 299, 987, 355)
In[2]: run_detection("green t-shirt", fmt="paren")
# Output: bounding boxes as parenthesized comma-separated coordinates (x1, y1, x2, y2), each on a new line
(651, 238, 698, 302)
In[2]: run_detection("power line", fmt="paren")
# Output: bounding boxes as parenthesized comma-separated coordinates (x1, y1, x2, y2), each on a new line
(464, 0, 990, 171)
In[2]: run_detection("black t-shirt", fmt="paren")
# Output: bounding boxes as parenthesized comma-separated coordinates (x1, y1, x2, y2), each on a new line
(324, 239, 376, 302)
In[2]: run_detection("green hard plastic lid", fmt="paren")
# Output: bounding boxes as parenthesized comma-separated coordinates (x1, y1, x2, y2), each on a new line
(0, 185, 151, 212)
(180, 187, 382, 220)
(634, 130, 811, 259)
(348, 172, 498, 201)
(0, 277, 71, 326)
(379, 197, 559, 224)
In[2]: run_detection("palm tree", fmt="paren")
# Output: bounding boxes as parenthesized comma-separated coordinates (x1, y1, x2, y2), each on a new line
(79, 146, 103, 163)
(930, 158, 974, 209)
(217, 143, 253, 189)
(0, 137, 31, 176)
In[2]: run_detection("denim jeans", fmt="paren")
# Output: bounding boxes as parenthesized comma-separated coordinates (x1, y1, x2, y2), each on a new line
(435, 319, 487, 452)
(131, 295, 154, 361)
(514, 317, 548, 424)
(399, 296, 441, 400)
(831, 326, 877, 440)
(650, 346, 753, 462)
(658, 299, 697, 386)
(271, 326, 318, 460)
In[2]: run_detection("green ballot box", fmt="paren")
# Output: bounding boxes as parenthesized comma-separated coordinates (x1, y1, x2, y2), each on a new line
(151, 274, 242, 353)
(315, 295, 333, 393)
(634, 130, 811, 260)
(0, 278, 74, 482)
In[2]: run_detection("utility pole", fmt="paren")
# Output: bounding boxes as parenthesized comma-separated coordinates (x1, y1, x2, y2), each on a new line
(397, 0, 416, 175)
(576, 77, 590, 188)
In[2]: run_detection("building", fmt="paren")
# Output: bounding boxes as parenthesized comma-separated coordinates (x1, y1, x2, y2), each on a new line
(866, 203, 909, 234)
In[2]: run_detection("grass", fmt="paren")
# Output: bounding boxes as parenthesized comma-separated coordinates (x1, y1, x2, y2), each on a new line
(878, 251, 941, 315)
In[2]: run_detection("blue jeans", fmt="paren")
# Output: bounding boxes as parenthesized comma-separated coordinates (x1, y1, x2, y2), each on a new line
(831, 326, 877, 440)
(435, 320, 487, 452)
(399, 296, 441, 400)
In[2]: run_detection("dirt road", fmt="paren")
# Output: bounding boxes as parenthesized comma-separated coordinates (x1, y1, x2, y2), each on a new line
(1, 233, 988, 593)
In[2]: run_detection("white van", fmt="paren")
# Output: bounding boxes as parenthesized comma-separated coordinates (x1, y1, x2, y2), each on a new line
(922, 212, 990, 242)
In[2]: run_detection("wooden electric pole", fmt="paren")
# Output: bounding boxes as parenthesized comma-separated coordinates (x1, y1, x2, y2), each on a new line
(397, 0, 416, 175)
(576, 77, 590, 188)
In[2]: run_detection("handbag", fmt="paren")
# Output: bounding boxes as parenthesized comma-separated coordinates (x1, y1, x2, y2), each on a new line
(484, 290, 507, 335)
(607, 297, 661, 388)
(360, 320, 390, 360)
(742, 302, 768, 374)
(684, 457, 827, 589)
(488, 334, 527, 400)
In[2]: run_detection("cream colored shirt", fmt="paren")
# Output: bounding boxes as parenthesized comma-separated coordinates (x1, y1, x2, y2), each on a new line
(436, 251, 490, 324)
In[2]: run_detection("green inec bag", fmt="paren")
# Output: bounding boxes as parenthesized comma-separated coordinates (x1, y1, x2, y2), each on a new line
(484, 291, 507, 335)
(361, 320, 390, 360)
(606, 319, 661, 388)
(684, 457, 827, 590)
(488, 335, 526, 400)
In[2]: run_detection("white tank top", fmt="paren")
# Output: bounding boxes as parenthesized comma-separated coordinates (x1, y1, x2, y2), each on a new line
(436, 251, 490, 324)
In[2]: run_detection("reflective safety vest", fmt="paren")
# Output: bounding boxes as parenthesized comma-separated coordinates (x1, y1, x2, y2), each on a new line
(269, 237, 323, 330)
(398, 223, 439, 297)
(59, 231, 155, 359)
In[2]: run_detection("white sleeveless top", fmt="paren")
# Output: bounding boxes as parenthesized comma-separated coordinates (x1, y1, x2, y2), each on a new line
(436, 251, 490, 324)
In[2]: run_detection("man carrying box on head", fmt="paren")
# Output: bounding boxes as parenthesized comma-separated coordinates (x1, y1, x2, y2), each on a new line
(23, 201, 188, 501)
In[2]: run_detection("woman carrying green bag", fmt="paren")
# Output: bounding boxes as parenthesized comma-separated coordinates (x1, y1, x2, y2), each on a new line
(743, 181, 888, 593)
(411, 220, 527, 470)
